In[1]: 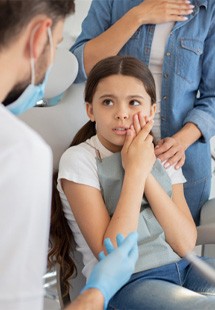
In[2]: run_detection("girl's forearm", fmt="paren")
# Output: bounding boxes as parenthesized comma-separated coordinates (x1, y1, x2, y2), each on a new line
(145, 174, 197, 256)
(103, 169, 147, 245)
(84, 8, 141, 76)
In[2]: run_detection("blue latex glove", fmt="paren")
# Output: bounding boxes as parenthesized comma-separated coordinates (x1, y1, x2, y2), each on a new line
(81, 232, 138, 309)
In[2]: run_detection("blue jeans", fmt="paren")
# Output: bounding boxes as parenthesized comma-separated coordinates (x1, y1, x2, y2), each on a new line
(108, 257, 215, 310)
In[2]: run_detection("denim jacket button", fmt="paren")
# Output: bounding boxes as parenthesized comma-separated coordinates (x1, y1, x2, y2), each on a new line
(164, 73, 169, 79)
(163, 96, 167, 100)
(166, 52, 171, 56)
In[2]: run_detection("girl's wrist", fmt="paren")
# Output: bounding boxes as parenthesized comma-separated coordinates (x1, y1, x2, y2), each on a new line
(144, 173, 155, 193)
(125, 167, 148, 183)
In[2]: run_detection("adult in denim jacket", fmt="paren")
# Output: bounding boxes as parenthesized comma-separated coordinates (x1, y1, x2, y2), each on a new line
(71, 0, 215, 225)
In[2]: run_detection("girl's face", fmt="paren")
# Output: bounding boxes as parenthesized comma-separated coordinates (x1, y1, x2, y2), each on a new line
(86, 74, 156, 152)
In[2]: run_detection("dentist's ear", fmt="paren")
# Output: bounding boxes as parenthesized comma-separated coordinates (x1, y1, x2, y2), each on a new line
(27, 18, 52, 60)
(86, 103, 95, 122)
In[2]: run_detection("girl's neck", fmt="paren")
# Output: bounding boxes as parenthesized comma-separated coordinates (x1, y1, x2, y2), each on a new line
(96, 133, 122, 153)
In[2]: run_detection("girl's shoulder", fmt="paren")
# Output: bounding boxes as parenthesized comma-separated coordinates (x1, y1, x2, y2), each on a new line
(58, 136, 101, 190)
(62, 141, 95, 158)
(162, 161, 186, 185)
(59, 135, 99, 169)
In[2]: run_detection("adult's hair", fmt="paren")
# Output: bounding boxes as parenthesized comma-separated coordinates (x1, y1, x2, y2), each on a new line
(0, 0, 75, 50)
(49, 55, 156, 293)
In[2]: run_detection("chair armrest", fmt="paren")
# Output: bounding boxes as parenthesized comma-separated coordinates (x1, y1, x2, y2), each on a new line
(197, 198, 215, 246)
(56, 263, 71, 309)
(200, 198, 215, 225)
(196, 224, 215, 245)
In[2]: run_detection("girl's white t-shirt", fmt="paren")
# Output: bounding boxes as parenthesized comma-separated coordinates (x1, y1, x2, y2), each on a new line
(57, 135, 186, 279)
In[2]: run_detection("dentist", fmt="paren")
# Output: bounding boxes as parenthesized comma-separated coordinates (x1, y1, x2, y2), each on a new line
(0, 2, 74, 309)
(0, 1, 138, 310)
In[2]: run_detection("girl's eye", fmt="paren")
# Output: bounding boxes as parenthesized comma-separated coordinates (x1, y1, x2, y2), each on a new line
(130, 100, 140, 106)
(103, 99, 113, 106)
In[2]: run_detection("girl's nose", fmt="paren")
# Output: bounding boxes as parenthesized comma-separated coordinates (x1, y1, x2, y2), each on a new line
(114, 108, 129, 120)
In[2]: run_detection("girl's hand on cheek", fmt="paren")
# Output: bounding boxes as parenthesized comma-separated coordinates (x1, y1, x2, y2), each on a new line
(133, 113, 142, 134)
(133, 112, 148, 134)
(122, 120, 156, 177)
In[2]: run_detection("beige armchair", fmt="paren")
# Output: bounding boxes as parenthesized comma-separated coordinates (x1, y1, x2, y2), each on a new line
(19, 81, 215, 308)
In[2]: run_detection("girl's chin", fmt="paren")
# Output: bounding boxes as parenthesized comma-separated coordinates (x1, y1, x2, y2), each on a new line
(112, 140, 125, 152)
(106, 141, 123, 153)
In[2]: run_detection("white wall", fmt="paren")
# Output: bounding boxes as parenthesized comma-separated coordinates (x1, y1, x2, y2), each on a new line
(63, 0, 92, 40)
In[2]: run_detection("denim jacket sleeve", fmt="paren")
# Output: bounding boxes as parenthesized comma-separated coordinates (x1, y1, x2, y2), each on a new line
(183, 10, 215, 142)
(70, 0, 114, 83)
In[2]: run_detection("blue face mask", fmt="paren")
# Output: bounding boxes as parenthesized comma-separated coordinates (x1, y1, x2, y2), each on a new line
(7, 27, 53, 115)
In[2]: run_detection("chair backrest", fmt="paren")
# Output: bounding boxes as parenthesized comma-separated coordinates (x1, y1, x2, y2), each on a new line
(19, 82, 88, 304)
(17, 80, 215, 306)
(19, 83, 88, 171)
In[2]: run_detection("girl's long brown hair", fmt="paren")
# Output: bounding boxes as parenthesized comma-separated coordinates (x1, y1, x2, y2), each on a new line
(48, 56, 156, 294)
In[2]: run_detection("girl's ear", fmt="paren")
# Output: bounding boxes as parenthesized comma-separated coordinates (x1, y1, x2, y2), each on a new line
(86, 103, 95, 122)
(150, 103, 156, 119)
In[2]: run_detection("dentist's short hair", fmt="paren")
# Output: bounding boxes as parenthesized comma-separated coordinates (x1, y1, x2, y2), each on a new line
(0, 0, 75, 49)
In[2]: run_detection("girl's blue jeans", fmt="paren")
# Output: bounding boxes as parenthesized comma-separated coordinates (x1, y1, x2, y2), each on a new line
(108, 257, 215, 310)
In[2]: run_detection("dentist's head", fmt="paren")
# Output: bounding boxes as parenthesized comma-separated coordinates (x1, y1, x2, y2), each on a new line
(0, 0, 75, 114)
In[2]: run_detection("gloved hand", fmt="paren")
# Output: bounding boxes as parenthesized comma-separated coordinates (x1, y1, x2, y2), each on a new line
(81, 232, 138, 309)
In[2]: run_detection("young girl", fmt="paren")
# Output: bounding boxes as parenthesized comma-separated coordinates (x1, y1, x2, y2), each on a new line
(50, 56, 215, 309)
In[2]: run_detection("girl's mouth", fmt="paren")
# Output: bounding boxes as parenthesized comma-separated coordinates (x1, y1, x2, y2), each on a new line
(113, 127, 129, 135)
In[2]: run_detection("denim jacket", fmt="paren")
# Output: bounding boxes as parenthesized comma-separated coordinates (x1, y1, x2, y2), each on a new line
(71, 0, 215, 185)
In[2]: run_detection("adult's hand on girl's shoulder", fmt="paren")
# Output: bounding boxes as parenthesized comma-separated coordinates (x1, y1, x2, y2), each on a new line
(155, 136, 186, 170)
(133, 0, 194, 25)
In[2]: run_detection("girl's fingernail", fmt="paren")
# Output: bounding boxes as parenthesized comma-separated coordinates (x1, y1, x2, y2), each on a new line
(164, 162, 170, 168)
(155, 145, 159, 149)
